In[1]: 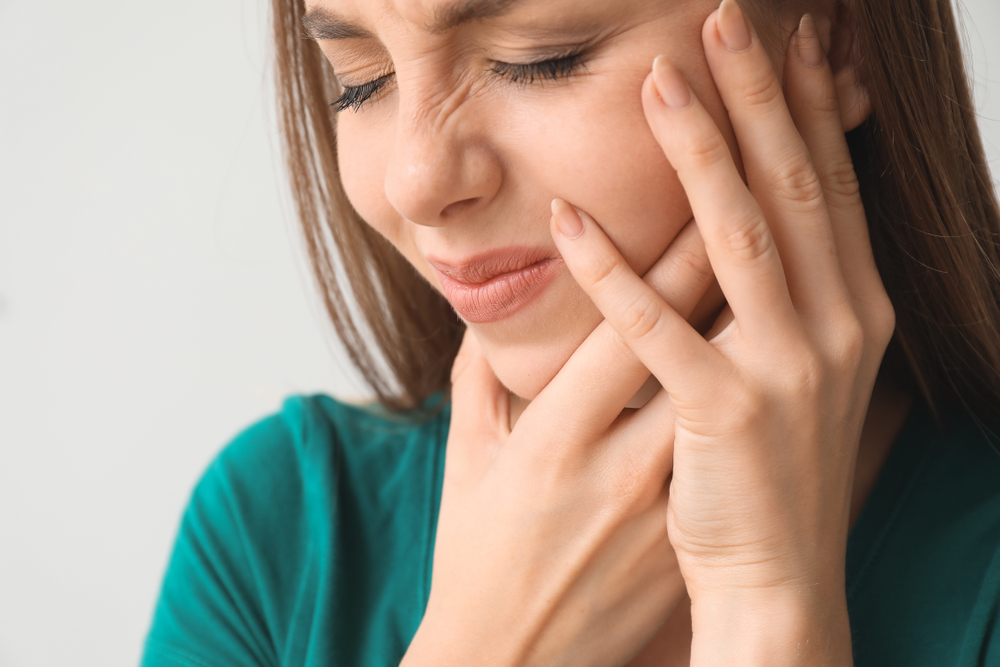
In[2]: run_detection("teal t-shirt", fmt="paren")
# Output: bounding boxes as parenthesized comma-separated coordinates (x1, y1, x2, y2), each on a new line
(141, 394, 1000, 666)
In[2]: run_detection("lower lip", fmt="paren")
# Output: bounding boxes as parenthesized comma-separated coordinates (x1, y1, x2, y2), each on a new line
(435, 259, 561, 324)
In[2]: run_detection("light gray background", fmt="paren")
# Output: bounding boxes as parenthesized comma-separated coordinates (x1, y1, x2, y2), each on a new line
(1, 1, 998, 665)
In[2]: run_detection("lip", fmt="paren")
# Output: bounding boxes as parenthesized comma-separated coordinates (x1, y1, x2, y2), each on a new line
(428, 247, 562, 324)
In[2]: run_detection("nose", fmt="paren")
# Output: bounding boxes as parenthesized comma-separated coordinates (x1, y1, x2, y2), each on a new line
(384, 95, 502, 227)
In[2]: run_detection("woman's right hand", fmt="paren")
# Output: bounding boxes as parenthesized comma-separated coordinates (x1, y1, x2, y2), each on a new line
(400, 218, 716, 667)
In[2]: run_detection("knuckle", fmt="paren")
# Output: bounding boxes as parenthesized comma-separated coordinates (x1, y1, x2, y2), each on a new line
(619, 293, 664, 340)
(653, 244, 712, 297)
(681, 131, 732, 173)
(785, 67, 840, 118)
(770, 158, 825, 209)
(807, 78, 841, 117)
(669, 245, 714, 285)
(828, 313, 866, 370)
(821, 159, 862, 200)
(723, 215, 774, 263)
(579, 251, 624, 292)
(741, 70, 782, 109)
(866, 293, 897, 349)
(879, 297, 897, 342)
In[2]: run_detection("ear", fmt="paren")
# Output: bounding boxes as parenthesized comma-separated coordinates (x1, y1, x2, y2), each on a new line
(826, 0, 872, 131)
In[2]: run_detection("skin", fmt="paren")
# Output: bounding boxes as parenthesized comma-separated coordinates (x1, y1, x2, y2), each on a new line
(307, 0, 913, 663)
(326, 0, 741, 400)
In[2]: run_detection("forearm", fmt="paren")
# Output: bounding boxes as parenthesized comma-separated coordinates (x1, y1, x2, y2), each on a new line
(689, 586, 853, 667)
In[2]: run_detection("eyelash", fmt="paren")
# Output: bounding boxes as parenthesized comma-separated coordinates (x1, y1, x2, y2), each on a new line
(489, 53, 586, 85)
(330, 53, 587, 113)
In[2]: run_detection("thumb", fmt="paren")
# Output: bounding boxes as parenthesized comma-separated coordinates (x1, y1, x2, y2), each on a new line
(444, 329, 510, 491)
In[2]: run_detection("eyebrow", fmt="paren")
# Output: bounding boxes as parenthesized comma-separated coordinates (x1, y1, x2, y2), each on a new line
(302, 0, 521, 40)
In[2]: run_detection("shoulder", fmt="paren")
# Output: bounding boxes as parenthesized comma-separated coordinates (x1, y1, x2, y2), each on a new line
(204, 394, 449, 504)
(142, 394, 450, 667)
(196, 394, 451, 533)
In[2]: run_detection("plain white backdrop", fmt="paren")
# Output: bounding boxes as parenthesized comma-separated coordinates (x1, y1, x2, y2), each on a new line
(1, 1, 999, 665)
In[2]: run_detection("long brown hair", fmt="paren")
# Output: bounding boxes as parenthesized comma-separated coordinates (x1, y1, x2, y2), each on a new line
(272, 0, 463, 413)
(270, 0, 1000, 423)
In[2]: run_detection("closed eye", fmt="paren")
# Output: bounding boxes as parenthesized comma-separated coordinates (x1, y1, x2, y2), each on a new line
(330, 52, 588, 113)
(331, 72, 395, 113)
(489, 53, 586, 85)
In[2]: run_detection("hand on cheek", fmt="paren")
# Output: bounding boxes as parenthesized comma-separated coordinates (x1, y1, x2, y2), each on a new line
(408, 2, 891, 666)
(551, 0, 893, 663)
(410, 202, 719, 667)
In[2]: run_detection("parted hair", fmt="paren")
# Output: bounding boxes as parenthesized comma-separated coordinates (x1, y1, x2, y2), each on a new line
(270, 0, 1000, 423)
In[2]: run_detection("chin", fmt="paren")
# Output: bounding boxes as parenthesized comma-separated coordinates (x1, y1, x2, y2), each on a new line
(486, 351, 559, 400)
(477, 320, 597, 400)
(458, 270, 604, 399)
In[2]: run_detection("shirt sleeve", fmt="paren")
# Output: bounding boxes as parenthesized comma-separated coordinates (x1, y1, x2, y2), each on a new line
(140, 413, 306, 667)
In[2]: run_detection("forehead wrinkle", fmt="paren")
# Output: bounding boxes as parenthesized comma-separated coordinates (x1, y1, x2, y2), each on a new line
(302, 6, 373, 40)
(424, 0, 521, 33)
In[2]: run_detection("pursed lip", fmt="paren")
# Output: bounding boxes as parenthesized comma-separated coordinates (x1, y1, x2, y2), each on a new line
(426, 247, 561, 323)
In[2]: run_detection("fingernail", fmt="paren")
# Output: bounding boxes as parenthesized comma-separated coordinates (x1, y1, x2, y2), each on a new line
(552, 198, 584, 239)
(796, 14, 824, 67)
(718, 0, 752, 52)
(652, 55, 692, 109)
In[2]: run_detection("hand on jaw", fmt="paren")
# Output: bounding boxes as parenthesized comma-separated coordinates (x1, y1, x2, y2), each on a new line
(405, 1, 887, 665)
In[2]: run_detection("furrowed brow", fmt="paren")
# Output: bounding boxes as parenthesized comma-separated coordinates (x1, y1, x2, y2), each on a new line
(301, 0, 522, 40)
(302, 9, 372, 40)
(427, 0, 521, 33)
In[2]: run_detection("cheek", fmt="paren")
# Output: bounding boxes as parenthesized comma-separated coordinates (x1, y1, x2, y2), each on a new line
(500, 74, 693, 277)
(336, 115, 408, 248)
(578, 126, 691, 276)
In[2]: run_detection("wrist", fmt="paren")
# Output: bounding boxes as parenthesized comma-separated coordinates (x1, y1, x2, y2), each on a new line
(689, 585, 853, 667)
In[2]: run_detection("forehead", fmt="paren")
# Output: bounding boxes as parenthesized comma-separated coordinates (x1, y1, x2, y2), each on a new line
(303, 0, 547, 36)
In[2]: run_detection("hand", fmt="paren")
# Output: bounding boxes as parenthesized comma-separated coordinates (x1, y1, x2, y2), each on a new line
(550, 3, 894, 665)
(402, 220, 714, 667)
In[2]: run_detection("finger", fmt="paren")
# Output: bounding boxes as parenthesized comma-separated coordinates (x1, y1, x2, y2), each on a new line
(642, 54, 799, 342)
(783, 15, 884, 308)
(515, 217, 715, 447)
(602, 388, 678, 493)
(701, 0, 850, 316)
(445, 330, 509, 489)
(550, 199, 731, 408)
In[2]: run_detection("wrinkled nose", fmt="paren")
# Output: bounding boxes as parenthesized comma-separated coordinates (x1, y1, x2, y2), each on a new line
(384, 103, 502, 227)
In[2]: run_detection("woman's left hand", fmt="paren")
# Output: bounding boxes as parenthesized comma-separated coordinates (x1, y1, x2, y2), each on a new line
(551, 2, 894, 664)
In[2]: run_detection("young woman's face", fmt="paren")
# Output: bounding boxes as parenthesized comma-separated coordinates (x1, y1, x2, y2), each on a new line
(308, 0, 780, 400)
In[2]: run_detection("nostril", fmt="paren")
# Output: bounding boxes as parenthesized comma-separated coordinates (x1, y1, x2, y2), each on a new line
(440, 197, 480, 219)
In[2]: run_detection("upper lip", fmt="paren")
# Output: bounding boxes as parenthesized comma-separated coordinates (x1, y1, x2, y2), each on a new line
(427, 246, 556, 285)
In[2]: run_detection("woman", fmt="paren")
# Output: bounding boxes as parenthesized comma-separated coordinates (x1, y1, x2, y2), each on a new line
(141, 0, 1000, 665)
